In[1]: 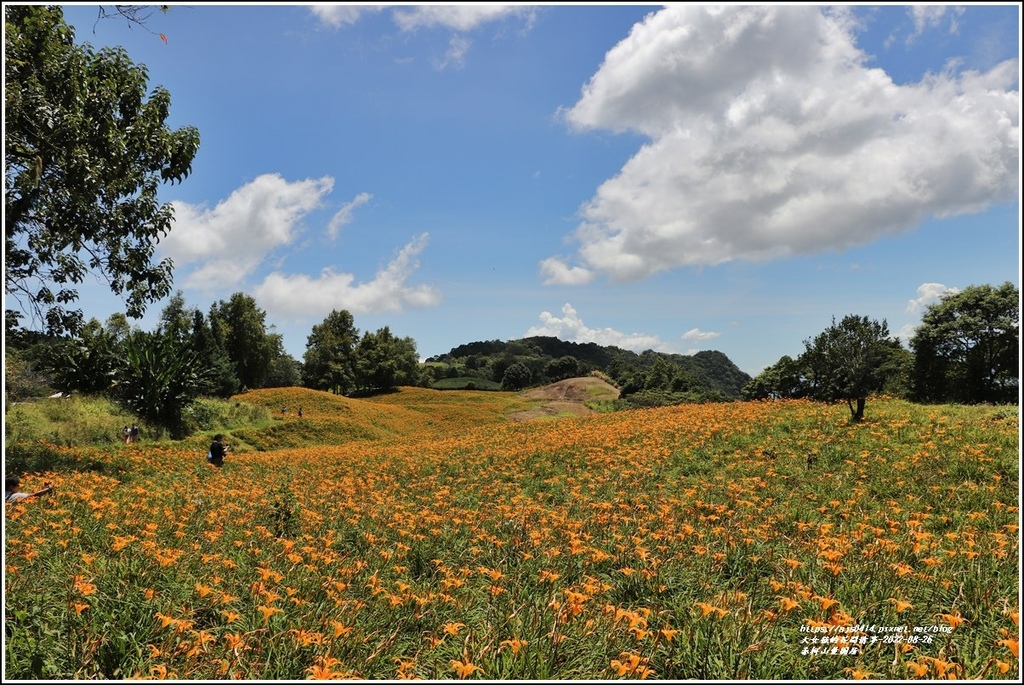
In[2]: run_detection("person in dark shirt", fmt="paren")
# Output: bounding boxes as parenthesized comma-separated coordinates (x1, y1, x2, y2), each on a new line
(208, 434, 229, 468)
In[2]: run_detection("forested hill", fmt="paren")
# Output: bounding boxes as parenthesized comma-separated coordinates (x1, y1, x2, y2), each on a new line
(425, 336, 752, 402)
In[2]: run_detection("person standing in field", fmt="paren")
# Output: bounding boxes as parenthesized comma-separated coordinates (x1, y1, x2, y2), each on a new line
(208, 434, 229, 468)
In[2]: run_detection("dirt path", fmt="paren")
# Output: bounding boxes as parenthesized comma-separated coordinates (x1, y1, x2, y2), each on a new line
(508, 377, 620, 421)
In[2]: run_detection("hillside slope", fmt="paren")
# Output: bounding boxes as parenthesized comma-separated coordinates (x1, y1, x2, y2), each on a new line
(510, 377, 620, 421)
(228, 386, 535, 450)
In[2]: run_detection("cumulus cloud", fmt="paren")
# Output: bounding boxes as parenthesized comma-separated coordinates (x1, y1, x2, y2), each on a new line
(525, 303, 677, 353)
(906, 282, 960, 314)
(327, 192, 373, 241)
(163, 173, 334, 290)
(550, 5, 1019, 283)
(539, 257, 594, 286)
(253, 233, 441, 319)
(682, 328, 720, 343)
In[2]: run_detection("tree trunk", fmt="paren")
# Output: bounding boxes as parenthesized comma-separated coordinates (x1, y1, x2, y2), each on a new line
(847, 397, 866, 422)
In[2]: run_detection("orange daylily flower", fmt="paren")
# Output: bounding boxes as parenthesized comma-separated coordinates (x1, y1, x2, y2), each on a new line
(938, 612, 965, 629)
(257, 605, 283, 622)
(889, 598, 913, 613)
(450, 660, 483, 679)
(997, 637, 1018, 658)
(442, 622, 466, 636)
(500, 638, 528, 654)
(778, 597, 800, 612)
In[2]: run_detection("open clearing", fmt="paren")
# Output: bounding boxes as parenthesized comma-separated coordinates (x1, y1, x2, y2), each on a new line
(509, 376, 620, 421)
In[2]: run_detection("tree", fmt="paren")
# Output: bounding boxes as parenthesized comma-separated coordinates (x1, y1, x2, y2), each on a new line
(355, 326, 421, 393)
(112, 330, 209, 439)
(501, 362, 532, 391)
(44, 317, 119, 395)
(5, 5, 199, 336)
(801, 315, 894, 421)
(211, 293, 275, 390)
(742, 355, 808, 400)
(545, 355, 581, 382)
(910, 282, 1019, 404)
(303, 310, 360, 395)
(159, 292, 239, 397)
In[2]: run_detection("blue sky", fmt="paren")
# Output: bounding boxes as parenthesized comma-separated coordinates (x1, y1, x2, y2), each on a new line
(50, 3, 1021, 376)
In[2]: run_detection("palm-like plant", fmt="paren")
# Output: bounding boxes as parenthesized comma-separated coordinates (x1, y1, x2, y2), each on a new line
(113, 330, 209, 438)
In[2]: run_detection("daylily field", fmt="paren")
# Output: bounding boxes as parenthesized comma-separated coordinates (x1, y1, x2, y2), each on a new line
(3, 387, 1019, 680)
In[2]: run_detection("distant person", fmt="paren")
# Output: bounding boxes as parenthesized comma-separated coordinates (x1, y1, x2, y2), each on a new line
(129, 424, 140, 444)
(208, 434, 229, 468)
(298, 407, 303, 418)
(123, 425, 131, 445)
(5, 476, 54, 503)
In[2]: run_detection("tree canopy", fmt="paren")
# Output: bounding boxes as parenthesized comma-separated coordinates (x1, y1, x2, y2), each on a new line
(303, 310, 360, 395)
(4, 5, 199, 335)
(910, 282, 1019, 404)
(801, 315, 896, 421)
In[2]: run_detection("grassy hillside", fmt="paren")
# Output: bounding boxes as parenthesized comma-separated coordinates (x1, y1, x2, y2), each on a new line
(4, 392, 1019, 680)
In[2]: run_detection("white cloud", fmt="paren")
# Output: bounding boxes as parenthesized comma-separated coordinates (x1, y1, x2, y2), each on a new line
(308, 5, 384, 29)
(525, 303, 677, 353)
(327, 192, 373, 241)
(253, 233, 441, 319)
(163, 173, 334, 290)
(909, 6, 965, 38)
(539, 257, 594, 285)
(436, 35, 471, 71)
(906, 282, 960, 314)
(392, 5, 535, 32)
(552, 5, 1019, 283)
(682, 328, 720, 343)
(895, 322, 918, 347)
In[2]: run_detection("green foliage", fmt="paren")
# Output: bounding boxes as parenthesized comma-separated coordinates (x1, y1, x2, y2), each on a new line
(501, 361, 533, 391)
(545, 355, 583, 381)
(4, 5, 199, 335)
(428, 336, 752, 401)
(4, 346, 55, 404)
(910, 282, 1019, 404)
(355, 326, 420, 393)
(42, 318, 119, 394)
(801, 314, 895, 421)
(431, 377, 503, 391)
(742, 355, 807, 400)
(180, 397, 270, 435)
(4, 394, 135, 451)
(211, 293, 276, 390)
(111, 331, 209, 439)
(303, 309, 359, 394)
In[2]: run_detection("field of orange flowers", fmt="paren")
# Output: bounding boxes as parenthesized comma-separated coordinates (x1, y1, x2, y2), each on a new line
(4, 388, 1019, 680)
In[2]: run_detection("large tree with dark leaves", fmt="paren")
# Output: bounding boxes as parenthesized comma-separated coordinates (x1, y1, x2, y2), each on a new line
(801, 315, 896, 422)
(910, 282, 1019, 404)
(4, 5, 199, 335)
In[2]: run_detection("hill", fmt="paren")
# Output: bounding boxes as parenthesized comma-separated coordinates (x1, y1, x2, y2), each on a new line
(509, 376, 620, 421)
(226, 386, 536, 450)
(424, 335, 752, 402)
